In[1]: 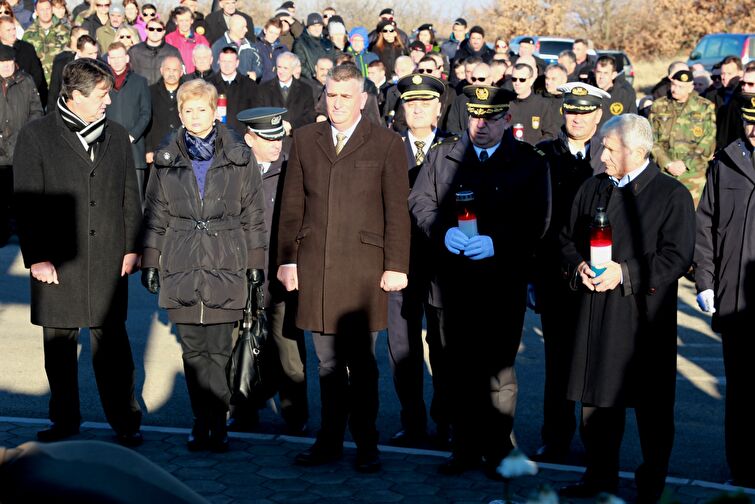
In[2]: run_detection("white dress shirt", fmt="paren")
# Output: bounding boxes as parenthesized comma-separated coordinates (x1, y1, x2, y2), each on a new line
(330, 116, 362, 147)
(407, 129, 436, 158)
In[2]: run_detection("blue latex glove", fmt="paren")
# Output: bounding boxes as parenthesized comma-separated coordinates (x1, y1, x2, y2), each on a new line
(444, 227, 469, 254)
(464, 235, 494, 260)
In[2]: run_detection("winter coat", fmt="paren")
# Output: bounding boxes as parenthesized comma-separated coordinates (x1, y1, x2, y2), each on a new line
(252, 35, 287, 82)
(0, 70, 43, 165)
(560, 163, 695, 407)
(695, 139, 755, 333)
(141, 124, 267, 325)
(107, 69, 151, 169)
(145, 80, 181, 153)
(13, 113, 142, 327)
(452, 38, 494, 64)
(292, 31, 334, 80)
(7, 40, 47, 107)
(277, 119, 411, 333)
(251, 77, 315, 130)
(207, 72, 255, 136)
(204, 10, 255, 45)
(210, 33, 262, 78)
(128, 41, 184, 86)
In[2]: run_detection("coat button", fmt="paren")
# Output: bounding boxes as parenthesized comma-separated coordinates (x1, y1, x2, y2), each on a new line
(89, 200, 96, 207)
(648, 287, 656, 295)
(90, 172, 95, 177)
(89, 230, 96, 236)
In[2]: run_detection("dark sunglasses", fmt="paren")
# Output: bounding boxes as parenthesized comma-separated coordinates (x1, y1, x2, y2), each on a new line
(96, 3, 111, 7)
(119, 34, 133, 39)
(496, 44, 508, 49)
(382, 28, 395, 33)
(142, 11, 156, 17)
(711, 75, 721, 81)
(417, 68, 435, 74)
(470, 76, 488, 83)
(742, 80, 755, 87)
(0, 9, 8, 14)
(511, 77, 528, 82)
(147, 26, 165, 32)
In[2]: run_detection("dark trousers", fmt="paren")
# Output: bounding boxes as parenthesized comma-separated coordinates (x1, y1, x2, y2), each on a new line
(176, 323, 235, 429)
(268, 298, 308, 427)
(42, 323, 142, 434)
(387, 289, 427, 434)
(440, 296, 524, 464)
(0, 165, 12, 243)
(312, 325, 379, 450)
(135, 169, 146, 208)
(580, 400, 675, 501)
(538, 280, 579, 450)
(424, 304, 451, 431)
(722, 331, 755, 484)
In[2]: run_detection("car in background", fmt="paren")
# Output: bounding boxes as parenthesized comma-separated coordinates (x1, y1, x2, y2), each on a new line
(510, 35, 597, 64)
(688, 33, 754, 70)
(597, 50, 635, 86)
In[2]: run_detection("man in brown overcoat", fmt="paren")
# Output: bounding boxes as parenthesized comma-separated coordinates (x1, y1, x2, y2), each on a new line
(276, 63, 410, 473)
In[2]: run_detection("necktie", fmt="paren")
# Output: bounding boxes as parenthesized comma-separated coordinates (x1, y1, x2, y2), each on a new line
(479, 149, 489, 162)
(414, 140, 426, 165)
(335, 132, 347, 155)
(281, 85, 289, 102)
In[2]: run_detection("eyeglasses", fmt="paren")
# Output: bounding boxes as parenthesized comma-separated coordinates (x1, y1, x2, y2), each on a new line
(0, 10, 8, 14)
(147, 26, 165, 32)
(119, 34, 133, 39)
(382, 28, 395, 33)
(96, 3, 111, 7)
(496, 44, 507, 49)
(469, 77, 487, 83)
(711, 75, 721, 81)
(511, 77, 528, 82)
(742, 80, 755, 87)
(142, 11, 156, 17)
(417, 68, 435, 74)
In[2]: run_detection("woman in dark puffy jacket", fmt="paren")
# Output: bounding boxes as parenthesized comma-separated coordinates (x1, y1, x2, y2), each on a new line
(369, 19, 406, 79)
(141, 79, 267, 452)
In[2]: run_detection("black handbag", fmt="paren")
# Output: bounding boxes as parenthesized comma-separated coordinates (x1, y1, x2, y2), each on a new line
(228, 275, 275, 405)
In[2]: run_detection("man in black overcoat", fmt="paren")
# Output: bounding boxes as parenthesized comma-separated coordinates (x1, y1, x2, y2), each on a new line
(12, 58, 143, 446)
(559, 114, 695, 502)
(409, 85, 551, 478)
(694, 98, 755, 487)
(146, 55, 183, 163)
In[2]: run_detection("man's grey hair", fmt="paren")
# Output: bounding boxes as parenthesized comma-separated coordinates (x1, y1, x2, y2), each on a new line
(327, 63, 364, 89)
(277, 51, 301, 67)
(160, 55, 183, 70)
(667, 60, 688, 76)
(394, 55, 414, 73)
(192, 44, 212, 59)
(600, 114, 654, 158)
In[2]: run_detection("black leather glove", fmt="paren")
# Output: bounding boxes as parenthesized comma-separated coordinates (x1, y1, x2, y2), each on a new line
(247, 268, 264, 287)
(141, 267, 160, 294)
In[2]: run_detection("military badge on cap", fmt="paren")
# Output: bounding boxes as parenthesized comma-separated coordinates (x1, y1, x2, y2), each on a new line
(671, 69, 693, 83)
(463, 85, 515, 118)
(397, 73, 445, 102)
(237, 107, 288, 140)
(741, 93, 755, 124)
(557, 82, 611, 114)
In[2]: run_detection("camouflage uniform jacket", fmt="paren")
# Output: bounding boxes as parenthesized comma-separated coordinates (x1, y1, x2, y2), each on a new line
(22, 20, 70, 85)
(649, 92, 716, 204)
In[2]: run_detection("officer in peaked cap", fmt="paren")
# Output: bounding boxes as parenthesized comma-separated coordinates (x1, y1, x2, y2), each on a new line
(384, 73, 454, 449)
(230, 107, 310, 436)
(530, 81, 609, 463)
(408, 82, 550, 476)
(743, 94, 755, 124)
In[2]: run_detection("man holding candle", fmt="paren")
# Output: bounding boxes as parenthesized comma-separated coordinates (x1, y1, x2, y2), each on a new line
(559, 114, 695, 501)
(409, 85, 551, 478)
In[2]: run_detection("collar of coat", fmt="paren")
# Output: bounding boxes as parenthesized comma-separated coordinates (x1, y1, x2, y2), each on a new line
(596, 161, 660, 196)
(445, 129, 521, 165)
(153, 123, 250, 170)
(720, 139, 755, 185)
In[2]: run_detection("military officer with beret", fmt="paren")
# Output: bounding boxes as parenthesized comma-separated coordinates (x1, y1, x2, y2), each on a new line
(650, 69, 716, 206)
(533, 83, 609, 462)
(694, 97, 755, 488)
(387, 74, 453, 448)
(409, 85, 551, 477)
(231, 107, 309, 434)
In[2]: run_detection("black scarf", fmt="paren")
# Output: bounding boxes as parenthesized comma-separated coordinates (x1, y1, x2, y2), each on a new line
(57, 96, 106, 155)
(184, 127, 217, 161)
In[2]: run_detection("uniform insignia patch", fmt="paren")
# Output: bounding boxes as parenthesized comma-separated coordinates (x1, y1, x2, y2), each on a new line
(680, 73, 689, 82)
(271, 115, 281, 125)
(610, 102, 624, 115)
(163, 152, 171, 161)
(475, 87, 489, 100)
(572, 87, 588, 96)
(692, 126, 704, 137)
(196, 26, 205, 35)
(531, 116, 540, 129)
(412, 74, 423, 85)
(751, 97, 755, 107)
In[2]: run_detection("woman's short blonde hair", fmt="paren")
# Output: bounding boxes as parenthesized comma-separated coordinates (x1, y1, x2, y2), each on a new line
(177, 79, 218, 113)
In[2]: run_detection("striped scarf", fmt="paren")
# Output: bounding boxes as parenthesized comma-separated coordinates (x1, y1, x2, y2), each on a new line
(56, 96, 106, 155)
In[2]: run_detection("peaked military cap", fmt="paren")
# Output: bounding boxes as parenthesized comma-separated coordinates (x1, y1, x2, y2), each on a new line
(398, 73, 444, 101)
(463, 85, 514, 118)
(671, 70, 694, 83)
(520, 37, 535, 45)
(237, 107, 288, 140)
(0, 45, 15, 62)
(558, 82, 611, 114)
(742, 93, 755, 124)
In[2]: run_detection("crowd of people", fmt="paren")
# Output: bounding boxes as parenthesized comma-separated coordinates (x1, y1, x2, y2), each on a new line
(1, 0, 755, 502)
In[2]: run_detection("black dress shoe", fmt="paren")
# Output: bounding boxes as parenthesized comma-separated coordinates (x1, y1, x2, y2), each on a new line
(438, 454, 480, 475)
(187, 422, 210, 452)
(531, 443, 569, 463)
(294, 443, 343, 466)
(559, 480, 616, 498)
(116, 431, 144, 448)
(388, 429, 426, 448)
(284, 422, 308, 436)
(37, 424, 80, 443)
(209, 434, 229, 453)
(354, 448, 381, 473)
